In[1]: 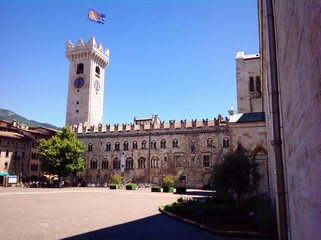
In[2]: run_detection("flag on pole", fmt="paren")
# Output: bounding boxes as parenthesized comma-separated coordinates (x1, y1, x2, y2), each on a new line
(88, 9, 105, 24)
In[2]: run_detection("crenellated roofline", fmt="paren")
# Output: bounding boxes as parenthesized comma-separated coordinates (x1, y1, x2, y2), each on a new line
(66, 36, 109, 68)
(72, 115, 229, 135)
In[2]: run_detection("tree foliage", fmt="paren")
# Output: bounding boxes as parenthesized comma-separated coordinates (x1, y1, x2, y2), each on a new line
(211, 144, 261, 203)
(112, 173, 123, 185)
(162, 175, 174, 188)
(38, 126, 85, 178)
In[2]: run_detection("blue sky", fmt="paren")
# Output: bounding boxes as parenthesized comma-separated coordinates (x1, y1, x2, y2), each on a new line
(0, 0, 259, 128)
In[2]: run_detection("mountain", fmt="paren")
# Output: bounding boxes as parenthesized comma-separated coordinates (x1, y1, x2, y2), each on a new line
(0, 109, 61, 130)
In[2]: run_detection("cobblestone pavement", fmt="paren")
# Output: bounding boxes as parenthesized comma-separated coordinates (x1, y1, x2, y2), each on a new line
(0, 187, 264, 240)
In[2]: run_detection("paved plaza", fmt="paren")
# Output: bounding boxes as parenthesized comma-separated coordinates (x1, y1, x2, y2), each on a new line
(0, 187, 264, 240)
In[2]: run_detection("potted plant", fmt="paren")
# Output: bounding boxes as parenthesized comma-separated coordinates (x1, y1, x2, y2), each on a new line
(110, 173, 123, 190)
(151, 185, 161, 192)
(126, 182, 137, 190)
(162, 175, 174, 193)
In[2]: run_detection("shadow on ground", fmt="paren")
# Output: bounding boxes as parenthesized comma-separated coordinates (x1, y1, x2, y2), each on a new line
(174, 190, 215, 197)
(62, 213, 223, 240)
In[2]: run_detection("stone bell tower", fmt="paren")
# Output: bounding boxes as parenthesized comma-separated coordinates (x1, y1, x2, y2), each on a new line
(65, 36, 109, 127)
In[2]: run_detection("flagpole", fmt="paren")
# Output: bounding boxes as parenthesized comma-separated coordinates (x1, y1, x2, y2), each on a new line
(85, 11, 89, 43)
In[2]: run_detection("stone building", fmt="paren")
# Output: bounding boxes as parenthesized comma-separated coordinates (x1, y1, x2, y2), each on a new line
(228, 52, 268, 194)
(75, 117, 230, 188)
(258, 0, 321, 239)
(0, 120, 56, 185)
(65, 37, 232, 188)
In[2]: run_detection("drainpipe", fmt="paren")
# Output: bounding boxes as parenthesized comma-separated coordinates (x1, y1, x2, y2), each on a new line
(264, 0, 288, 239)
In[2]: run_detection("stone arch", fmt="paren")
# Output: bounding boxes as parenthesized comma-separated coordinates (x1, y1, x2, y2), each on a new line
(151, 156, 160, 168)
(137, 156, 146, 169)
(125, 157, 134, 169)
(251, 145, 267, 157)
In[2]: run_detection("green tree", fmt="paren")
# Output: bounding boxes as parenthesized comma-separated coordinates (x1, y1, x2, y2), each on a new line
(211, 144, 261, 203)
(112, 173, 123, 185)
(162, 175, 174, 188)
(38, 126, 85, 181)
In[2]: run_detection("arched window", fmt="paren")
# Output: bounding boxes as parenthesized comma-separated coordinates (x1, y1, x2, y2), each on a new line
(172, 139, 179, 148)
(4, 162, 8, 170)
(126, 157, 134, 169)
(141, 140, 147, 149)
(90, 158, 98, 169)
(151, 156, 159, 168)
(207, 138, 213, 147)
(106, 142, 111, 151)
(132, 141, 138, 149)
(175, 154, 182, 167)
(76, 63, 84, 74)
(115, 142, 120, 151)
(160, 139, 166, 148)
(95, 66, 100, 77)
(138, 157, 146, 169)
(249, 76, 254, 92)
(256, 76, 261, 92)
(151, 140, 156, 149)
(102, 159, 109, 169)
(191, 142, 195, 154)
(88, 143, 93, 152)
(113, 157, 120, 169)
(123, 141, 129, 150)
(223, 137, 230, 148)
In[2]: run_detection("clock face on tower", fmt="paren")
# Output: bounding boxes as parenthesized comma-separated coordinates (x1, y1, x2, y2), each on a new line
(94, 80, 100, 91)
(74, 77, 84, 88)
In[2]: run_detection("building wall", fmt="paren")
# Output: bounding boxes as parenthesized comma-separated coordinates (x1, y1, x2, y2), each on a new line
(0, 120, 56, 183)
(0, 134, 31, 180)
(65, 37, 109, 127)
(235, 52, 263, 113)
(259, 0, 321, 239)
(229, 120, 268, 194)
(75, 118, 230, 188)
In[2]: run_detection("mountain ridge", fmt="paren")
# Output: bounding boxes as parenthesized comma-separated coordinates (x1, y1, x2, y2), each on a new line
(0, 109, 61, 130)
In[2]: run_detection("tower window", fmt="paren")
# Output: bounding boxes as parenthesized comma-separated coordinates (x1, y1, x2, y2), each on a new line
(76, 110, 79, 113)
(76, 101, 79, 104)
(95, 66, 100, 77)
(249, 77, 254, 92)
(256, 76, 261, 92)
(76, 63, 84, 74)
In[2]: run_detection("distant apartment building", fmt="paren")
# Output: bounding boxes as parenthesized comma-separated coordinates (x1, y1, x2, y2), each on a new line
(0, 120, 56, 185)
